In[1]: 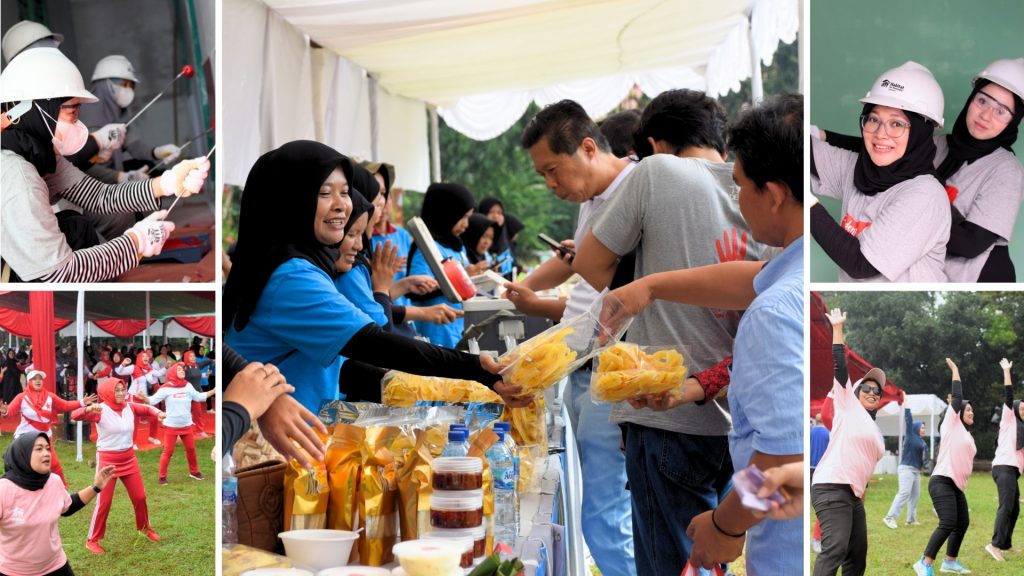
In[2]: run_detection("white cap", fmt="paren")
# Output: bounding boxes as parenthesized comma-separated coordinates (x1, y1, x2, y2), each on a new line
(91, 54, 140, 84)
(975, 58, 1024, 102)
(1, 20, 63, 64)
(0, 47, 97, 104)
(860, 61, 945, 128)
(27, 369, 46, 380)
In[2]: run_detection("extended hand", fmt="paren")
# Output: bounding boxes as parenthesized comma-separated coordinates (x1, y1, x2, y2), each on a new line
(94, 465, 116, 489)
(1000, 358, 1012, 371)
(824, 307, 846, 326)
(257, 394, 327, 468)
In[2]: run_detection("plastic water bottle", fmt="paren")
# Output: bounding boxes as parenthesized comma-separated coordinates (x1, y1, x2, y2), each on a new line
(487, 428, 516, 545)
(222, 453, 238, 547)
(494, 422, 520, 533)
(442, 428, 470, 457)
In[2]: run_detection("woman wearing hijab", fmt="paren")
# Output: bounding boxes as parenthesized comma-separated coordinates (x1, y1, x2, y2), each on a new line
(182, 350, 213, 438)
(986, 358, 1024, 562)
(811, 309, 885, 576)
(115, 350, 163, 446)
(223, 141, 512, 459)
(913, 358, 977, 576)
(0, 370, 98, 487)
(0, 432, 115, 576)
(1, 349, 22, 404)
(146, 362, 215, 485)
(71, 377, 165, 554)
(464, 213, 499, 267)
(809, 61, 950, 282)
(478, 197, 515, 278)
(882, 407, 927, 529)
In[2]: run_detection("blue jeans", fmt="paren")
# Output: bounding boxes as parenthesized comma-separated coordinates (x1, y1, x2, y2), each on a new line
(886, 465, 921, 523)
(623, 422, 732, 576)
(565, 369, 637, 576)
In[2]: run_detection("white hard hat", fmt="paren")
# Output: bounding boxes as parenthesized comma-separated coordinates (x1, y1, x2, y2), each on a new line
(975, 58, 1024, 102)
(860, 61, 945, 128)
(91, 54, 140, 84)
(1, 20, 63, 64)
(0, 47, 97, 104)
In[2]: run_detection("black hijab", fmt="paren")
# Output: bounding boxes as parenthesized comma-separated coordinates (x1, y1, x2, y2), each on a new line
(422, 183, 475, 251)
(350, 164, 381, 265)
(1, 432, 50, 491)
(0, 98, 63, 175)
(1014, 399, 1024, 451)
(853, 105, 937, 196)
(344, 188, 374, 269)
(224, 140, 354, 332)
(463, 213, 498, 263)
(504, 214, 524, 242)
(477, 197, 510, 253)
(936, 80, 1024, 184)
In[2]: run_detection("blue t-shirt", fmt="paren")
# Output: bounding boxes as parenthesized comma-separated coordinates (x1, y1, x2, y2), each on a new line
(810, 425, 830, 469)
(408, 242, 467, 348)
(373, 226, 414, 306)
(334, 264, 388, 327)
(727, 237, 804, 575)
(494, 246, 513, 276)
(226, 258, 374, 413)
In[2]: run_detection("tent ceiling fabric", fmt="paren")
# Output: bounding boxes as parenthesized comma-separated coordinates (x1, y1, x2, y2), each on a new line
(0, 292, 214, 321)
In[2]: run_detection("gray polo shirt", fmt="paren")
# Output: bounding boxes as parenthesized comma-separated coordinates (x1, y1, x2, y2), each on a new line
(934, 135, 1024, 282)
(811, 138, 950, 282)
(591, 154, 766, 436)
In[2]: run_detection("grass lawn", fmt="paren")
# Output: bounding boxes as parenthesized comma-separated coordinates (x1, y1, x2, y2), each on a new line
(812, 472, 1024, 575)
(0, 431, 216, 575)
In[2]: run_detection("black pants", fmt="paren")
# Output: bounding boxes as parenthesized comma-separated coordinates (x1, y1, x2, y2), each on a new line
(978, 245, 1015, 282)
(925, 475, 970, 559)
(812, 483, 866, 576)
(991, 465, 1021, 550)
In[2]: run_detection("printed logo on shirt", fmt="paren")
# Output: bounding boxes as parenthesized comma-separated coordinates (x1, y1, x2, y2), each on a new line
(945, 185, 959, 204)
(840, 214, 871, 237)
(712, 228, 747, 321)
(11, 506, 26, 525)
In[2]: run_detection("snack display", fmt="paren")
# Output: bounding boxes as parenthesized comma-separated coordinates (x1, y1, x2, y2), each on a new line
(429, 489, 484, 529)
(223, 544, 306, 576)
(591, 344, 687, 402)
(383, 373, 502, 407)
(431, 457, 483, 490)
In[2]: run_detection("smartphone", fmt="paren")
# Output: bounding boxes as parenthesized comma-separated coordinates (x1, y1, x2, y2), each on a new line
(538, 233, 574, 257)
(490, 256, 510, 271)
(732, 464, 788, 512)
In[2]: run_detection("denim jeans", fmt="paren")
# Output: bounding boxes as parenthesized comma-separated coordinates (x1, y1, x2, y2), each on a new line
(886, 465, 921, 523)
(622, 421, 732, 576)
(564, 369, 637, 576)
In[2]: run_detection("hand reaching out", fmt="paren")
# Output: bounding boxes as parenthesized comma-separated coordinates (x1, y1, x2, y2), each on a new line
(1000, 358, 1012, 371)
(824, 308, 846, 326)
(94, 465, 116, 490)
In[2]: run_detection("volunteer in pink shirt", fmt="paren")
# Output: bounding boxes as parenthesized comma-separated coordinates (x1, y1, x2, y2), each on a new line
(0, 432, 115, 576)
(985, 358, 1024, 562)
(811, 309, 885, 576)
(914, 358, 977, 576)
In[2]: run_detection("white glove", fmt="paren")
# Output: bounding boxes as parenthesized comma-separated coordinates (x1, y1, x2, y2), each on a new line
(158, 157, 209, 198)
(118, 166, 150, 183)
(824, 308, 846, 326)
(1000, 358, 1013, 371)
(153, 143, 181, 163)
(92, 123, 127, 151)
(125, 210, 175, 257)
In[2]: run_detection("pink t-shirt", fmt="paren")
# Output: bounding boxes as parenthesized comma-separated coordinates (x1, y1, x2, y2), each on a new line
(991, 404, 1024, 473)
(932, 404, 977, 491)
(811, 379, 885, 498)
(0, 475, 71, 576)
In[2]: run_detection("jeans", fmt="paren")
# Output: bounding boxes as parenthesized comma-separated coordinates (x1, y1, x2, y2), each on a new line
(623, 422, 732, 576)
(886, 465, 921, 523)
(812, 483, 867, 576)
(564, 369, 637, 576)
(925, 475, 969, 560)
(991, 465, 1020, 550)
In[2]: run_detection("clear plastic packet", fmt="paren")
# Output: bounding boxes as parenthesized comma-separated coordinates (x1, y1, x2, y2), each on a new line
(590, 343, 688, 403)
(382, 372, 502, 407)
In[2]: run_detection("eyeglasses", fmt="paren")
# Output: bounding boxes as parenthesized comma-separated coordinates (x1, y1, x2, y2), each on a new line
(858, 384, 882, 396)
(860, 114, 910, 138)
(59, 103, 81, 112)
(972, 90, 1015, 124)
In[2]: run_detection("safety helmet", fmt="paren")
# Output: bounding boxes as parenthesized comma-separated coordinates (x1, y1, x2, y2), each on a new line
(0, 47, 97, 104)
(91, 54, 140, 84)
(975, 58, 1024, 102)
(860, 61, 945, 128)
(1, 20, 63, 64)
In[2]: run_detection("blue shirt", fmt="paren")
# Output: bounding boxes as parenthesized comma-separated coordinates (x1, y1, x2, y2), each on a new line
(334, 264, 388, 327)
(226, 258, 374, 413)
(373, 226, 414, 306)
(727, 236, 804, 576)
(810, 425, 830, 469)
(408, 242, 467, 348)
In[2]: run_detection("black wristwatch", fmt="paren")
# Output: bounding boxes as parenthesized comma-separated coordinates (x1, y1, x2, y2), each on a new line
(91, 484, 102, 494)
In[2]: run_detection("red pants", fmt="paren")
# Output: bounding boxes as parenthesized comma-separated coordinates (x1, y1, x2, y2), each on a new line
(88, 449, 149, 543)
(49, 440, 68, 488)
(191, 401, 206, 436)
(159, 426, 199, 478)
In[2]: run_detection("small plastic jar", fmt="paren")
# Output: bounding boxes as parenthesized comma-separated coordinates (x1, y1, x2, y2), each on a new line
(430, 489, 484, 529)
(426, 526, 487, 560)
(431, 457, 483, 491)
(423, 534, 474, 568)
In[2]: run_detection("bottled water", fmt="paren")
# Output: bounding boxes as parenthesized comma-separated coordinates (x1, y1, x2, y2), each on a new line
(486, 428, 516, 545)
(222, 453, 238, 547)
(442, 428, 470, 457)
(493, 422, 520, 533)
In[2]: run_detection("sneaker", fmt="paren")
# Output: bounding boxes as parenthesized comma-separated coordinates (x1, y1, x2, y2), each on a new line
(158, 477, 168, 486)
(148, 437, 161, 445)
(907, 520, 921, 526)
(883, 516, 898, 529)
(85, 540, 106, 555)
(939, 559, 970, 574)
(985, 544, 1005, 562)
(189, 471, 205, 481)
(142, 528, 161, 542)
(914, 558, 934, 576)
(133, 444, 139, 451)
(811, 539, 822, 554)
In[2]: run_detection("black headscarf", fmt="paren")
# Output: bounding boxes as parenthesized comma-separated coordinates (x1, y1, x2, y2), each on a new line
(1, 432, 50, 491)
(853, 105, 937, 196)
(350, 164, 381, 264)
(343, 188, 374, 268)
(463, 213, 498, 264)
(1014, 399, 1024, 451)
(422, 183, 475, 251)
(224, 140, 354, 332)
(477, 197, 510, 253)
(504, 214, 524, 241)
(361, 161, 395, 199)
(936, 80, 1024, 184)
(1, 98, 63, 175)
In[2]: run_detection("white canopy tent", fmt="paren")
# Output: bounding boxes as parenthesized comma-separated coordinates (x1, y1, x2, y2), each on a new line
(57, 319, 209, 340)
(223, 0, 801, 187)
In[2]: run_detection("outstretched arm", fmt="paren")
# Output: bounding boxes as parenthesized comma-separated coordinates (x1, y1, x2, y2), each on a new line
(947, 358, 963, 414)
(825, 308, 849, 386)
(1000, 358, 1013, 409)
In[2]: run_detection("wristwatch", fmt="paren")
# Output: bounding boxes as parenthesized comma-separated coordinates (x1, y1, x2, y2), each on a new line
(91, 484, 102, 494)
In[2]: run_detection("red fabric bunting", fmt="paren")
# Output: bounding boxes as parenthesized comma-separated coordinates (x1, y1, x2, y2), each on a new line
(0, 308, 72, 338)
(93, 319, 149, 337)
(172, 316, 215, 337)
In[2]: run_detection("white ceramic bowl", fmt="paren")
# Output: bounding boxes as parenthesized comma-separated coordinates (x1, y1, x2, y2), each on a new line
(278, 529, 360, 571)
(391, 540, 463, 576)
(318, 568, 392, 576)
(241, 569, 315, 576)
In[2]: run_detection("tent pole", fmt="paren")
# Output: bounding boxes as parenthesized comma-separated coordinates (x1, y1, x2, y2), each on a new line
(75, 291, 85, 462)
(748, 19, 763, 104)
(369, 74, 380, 161)
(144, 292, 151, 350)
(429, 105, 441, 183)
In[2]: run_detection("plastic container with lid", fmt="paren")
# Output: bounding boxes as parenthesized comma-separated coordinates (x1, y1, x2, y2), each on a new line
(391, 540, 464, 576)
(318, 568, 392, 576)
(423, 533, 474, 568)
(430, 489, 484, 529)
(431, 457, 483, 491)
(426, 525, 487, 559)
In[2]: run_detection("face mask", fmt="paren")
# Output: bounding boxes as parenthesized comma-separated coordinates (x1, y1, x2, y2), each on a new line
(36, 103, 89, 156)
(111, 81, 134, 108)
